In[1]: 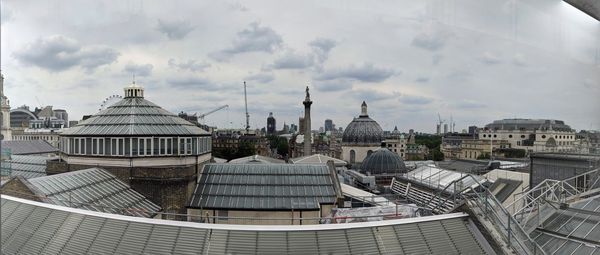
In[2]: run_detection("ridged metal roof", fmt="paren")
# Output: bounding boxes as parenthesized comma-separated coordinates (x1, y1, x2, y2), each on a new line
(1, 195, 494, 254)
(361, 148, 407, 175)
(1, 140, 58, 155)
(61, 97, 209, 136)
(25, 168, 161, 217)
(189, 164, 337, 210)
(0, 155, 51, 179)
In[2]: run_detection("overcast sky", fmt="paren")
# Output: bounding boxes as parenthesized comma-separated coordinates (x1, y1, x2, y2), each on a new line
(1, 0, 599, 132)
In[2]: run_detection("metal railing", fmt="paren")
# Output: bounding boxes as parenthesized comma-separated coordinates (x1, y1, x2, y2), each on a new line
(507, 168, 600, 228)
(392, 175, 546, 255)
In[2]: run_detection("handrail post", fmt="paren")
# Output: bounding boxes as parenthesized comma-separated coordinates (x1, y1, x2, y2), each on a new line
(507, 214, 511, 247)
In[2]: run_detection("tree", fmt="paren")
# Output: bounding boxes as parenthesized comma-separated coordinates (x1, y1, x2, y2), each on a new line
(236, 140, 256, 158)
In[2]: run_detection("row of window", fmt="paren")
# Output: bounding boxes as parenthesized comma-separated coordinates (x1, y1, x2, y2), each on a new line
(482, 134, 574, 139)
(59, 136, 211, 157)
(13, 135, 58, 141)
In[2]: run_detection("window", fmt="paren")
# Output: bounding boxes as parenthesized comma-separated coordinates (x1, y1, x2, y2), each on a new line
(138, 138, 153, 156)
(493, 134, 497, 138)
(483, 134, 486, 138)
(542, 135, 546, 139)
(159, 138, 173, 155)
(509, 135, 513, 138)
(350, 150, 356, 163)
(521, 135, 526, 138)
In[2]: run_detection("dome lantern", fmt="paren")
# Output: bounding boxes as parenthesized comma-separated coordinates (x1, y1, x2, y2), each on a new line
(124, 81, 144, 98)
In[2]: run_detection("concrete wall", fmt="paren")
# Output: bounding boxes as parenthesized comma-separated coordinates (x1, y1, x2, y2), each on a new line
(341, 145, 379, 164)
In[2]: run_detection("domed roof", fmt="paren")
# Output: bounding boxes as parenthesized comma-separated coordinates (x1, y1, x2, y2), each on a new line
(361, 148, 407, 175)
(62, 83, 209, 136)
(342, 101, 383, 145)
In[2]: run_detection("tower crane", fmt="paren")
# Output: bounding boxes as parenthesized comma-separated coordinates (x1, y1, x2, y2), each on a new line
(198, 105, 229, 122)
(244, 81, 250, 134)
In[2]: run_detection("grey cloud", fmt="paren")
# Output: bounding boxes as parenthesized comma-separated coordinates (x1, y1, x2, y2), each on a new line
(411, 23, 452, 51)
(166, 76, 216, 89)
(313, 80, 351, 92)
(272, 52, 314, 69)
(351, 89, 399, 102)
(415, 77, 430, 83)
(123, 63, 153, 77)
(245, 72, 274, 83)
(399, 95, 433, 105)
(455, 100, 487, 109)
(432, 54, 444, 65)
(228, 2, 249, 12)
(168, 58, 211, 72)
(210, 22, 283, 61)
(315, 63, 395, 83)
(156, 19, 196, 40)
(480, 52, 501, 65)
(310, 38, 336, 63)
(13, 35, 119, 72)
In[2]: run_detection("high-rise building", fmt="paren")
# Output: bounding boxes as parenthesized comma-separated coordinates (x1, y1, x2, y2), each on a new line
(443, 123, 448, 134)
(267, 112, 276, 135)
(324, 119, 333, 132)
(299, 117, 305, 134)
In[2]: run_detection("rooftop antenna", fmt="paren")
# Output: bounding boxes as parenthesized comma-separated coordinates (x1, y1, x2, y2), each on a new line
(244, 81, 250, 134)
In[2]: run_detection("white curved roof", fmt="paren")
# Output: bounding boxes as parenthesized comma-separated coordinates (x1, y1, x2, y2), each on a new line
(1, 195, 493, 254)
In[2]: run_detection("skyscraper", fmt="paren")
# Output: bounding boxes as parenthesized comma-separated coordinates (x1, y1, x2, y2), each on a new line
(325, 119, 333, 132)
(267, 112, 276, 135)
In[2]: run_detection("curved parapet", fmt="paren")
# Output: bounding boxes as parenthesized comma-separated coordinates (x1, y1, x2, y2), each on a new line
(1, 195, 494, 254)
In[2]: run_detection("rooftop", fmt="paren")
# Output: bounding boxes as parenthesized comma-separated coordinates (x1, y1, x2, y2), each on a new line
(1, 195, 494, 254)
(228, 154, 285, 164)
(0, 155, 52, 179)
(290, 154, 347, 166)
(1, 140, 58, 155)
(61, 83, 209, 136)
(189, 163, 340, 210)
(20, 168, 160, 217)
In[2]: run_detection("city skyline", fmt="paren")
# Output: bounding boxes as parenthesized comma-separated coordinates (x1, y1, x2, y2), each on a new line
(1, 0, 599, 132)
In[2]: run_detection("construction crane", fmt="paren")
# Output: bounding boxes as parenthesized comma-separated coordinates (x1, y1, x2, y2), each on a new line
(437, 113, 445, 135)
(244, 81, 250, 134)
(198, 105, 229, 121)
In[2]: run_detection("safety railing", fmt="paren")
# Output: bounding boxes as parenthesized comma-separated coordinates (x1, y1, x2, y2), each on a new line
(507, 168, 600, 228)
(394, 174, 546, 255)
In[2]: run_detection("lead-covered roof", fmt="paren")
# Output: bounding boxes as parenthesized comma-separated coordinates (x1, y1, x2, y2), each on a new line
(188, 163, 338, 210)
(62, 97, 209, 136)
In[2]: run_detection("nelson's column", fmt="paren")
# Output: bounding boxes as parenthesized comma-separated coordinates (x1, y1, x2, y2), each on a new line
(303, 86, 312, 156)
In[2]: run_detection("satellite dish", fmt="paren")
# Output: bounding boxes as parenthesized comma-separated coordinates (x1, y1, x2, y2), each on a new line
(99, 95, 123, 111)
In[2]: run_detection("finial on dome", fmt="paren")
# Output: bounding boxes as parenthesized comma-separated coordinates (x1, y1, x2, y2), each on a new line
(360, 101, 368, 117)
